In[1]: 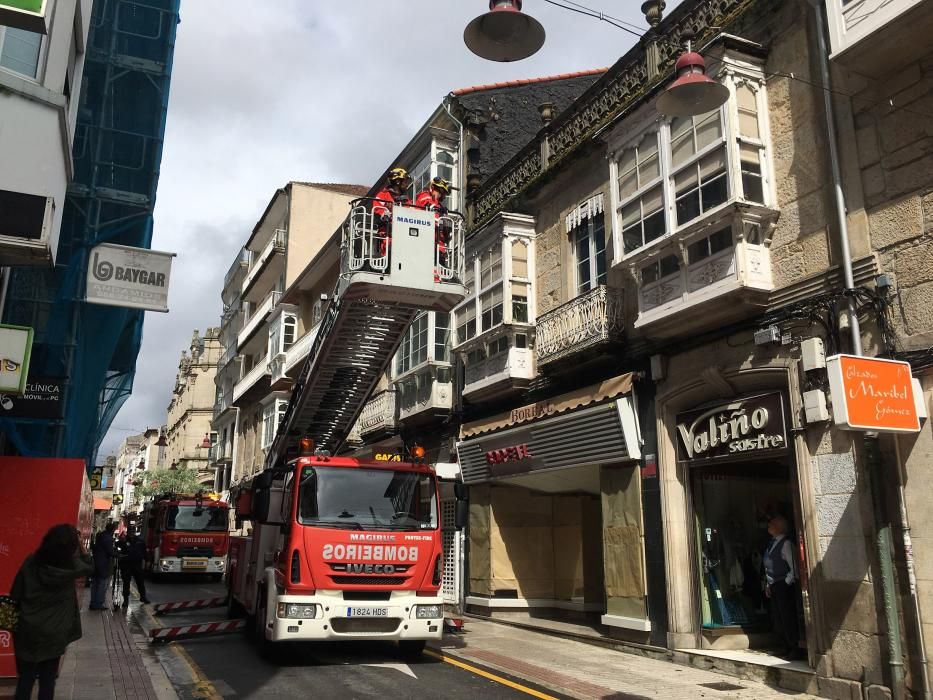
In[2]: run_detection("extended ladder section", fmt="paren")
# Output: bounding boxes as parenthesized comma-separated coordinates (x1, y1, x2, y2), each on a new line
(267, 201, 467, 463)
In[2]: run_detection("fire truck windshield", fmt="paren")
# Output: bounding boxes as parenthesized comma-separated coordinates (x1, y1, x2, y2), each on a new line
(298, 467, 437, 531)
(165, 505, 228, 532)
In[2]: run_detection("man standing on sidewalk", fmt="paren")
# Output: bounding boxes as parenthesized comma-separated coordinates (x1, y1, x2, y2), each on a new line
(116, 532, 150, 606)
(89, 523, 116, 610)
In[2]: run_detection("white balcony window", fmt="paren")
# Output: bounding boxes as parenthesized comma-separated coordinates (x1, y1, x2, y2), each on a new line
(269, 312, 297, 358)
(405, 140, 459, 211)
(396, 313, 429, 376)
(0, 26, 42, 79)
(261, 399, 288, 449)
(573, 213, 608, 295)
(609, 67, 773, 268)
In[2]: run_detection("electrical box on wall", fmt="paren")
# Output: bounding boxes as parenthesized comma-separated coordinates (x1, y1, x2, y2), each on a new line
(803, 389, 830, 423)
(800, 338, 826, 371)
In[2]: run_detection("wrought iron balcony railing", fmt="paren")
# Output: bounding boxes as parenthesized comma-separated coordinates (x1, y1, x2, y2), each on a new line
(535, 285, 624, 367)
(357, 390, 397, 437)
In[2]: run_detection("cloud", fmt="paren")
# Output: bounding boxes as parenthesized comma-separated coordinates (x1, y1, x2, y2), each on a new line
(99, 0, 682, 458)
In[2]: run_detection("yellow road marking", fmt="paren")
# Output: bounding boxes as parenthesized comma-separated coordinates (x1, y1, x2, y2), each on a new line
(424, 648, 559, 700)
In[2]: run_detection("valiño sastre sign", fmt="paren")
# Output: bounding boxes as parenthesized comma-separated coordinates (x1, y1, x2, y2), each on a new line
(86, 243, 175, 312)
(676, 392, 788, 464)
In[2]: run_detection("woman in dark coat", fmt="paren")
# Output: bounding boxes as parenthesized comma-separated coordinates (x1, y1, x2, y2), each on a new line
(10, 524, 93, 700)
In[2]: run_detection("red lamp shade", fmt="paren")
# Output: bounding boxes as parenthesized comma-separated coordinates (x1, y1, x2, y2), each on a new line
(655, 51, 729, 117)
(200, 434, 212, 449)
(464, 0, 545, 62)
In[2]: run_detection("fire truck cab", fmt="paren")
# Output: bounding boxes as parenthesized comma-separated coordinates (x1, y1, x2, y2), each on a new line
(228, 454, 465, 657)
(140, 491, 230, 580)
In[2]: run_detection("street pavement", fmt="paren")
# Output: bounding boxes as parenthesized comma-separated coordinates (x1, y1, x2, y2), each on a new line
(142, 577, 552, 699)
(140, 578, 821, 700)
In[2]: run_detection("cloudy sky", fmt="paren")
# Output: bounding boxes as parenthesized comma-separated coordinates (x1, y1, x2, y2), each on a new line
(99, 0, 683, 457)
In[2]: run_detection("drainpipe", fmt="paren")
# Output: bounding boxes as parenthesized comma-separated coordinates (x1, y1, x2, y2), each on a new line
(895, 434, 933, 699)
(808, 3, 905, 698)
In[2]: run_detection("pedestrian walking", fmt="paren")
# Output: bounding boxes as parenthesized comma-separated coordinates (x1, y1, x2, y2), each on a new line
(89, 522, 116, 610)
(9, 524, 93, 700)
(117, 531, 150, 605)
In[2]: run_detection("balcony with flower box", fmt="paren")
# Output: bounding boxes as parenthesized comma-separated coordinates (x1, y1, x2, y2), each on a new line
(536, 285, 625, 370)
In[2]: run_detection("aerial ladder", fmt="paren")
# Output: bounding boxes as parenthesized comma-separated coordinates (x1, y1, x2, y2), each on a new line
(265, 200, 467, 462)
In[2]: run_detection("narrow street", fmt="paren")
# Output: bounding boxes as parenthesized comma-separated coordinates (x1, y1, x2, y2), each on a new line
(140, 577, 563, 699)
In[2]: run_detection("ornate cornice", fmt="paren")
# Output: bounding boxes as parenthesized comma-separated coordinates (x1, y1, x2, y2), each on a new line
(471, 0, 755, 230)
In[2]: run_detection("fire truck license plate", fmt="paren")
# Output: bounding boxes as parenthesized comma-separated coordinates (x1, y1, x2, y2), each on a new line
(182, 558, 208, 569)
(346, 607, 388, 617)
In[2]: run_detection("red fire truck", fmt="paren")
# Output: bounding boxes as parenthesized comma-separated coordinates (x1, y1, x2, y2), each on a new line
(228, 447, 464, 657)
(225, 201, 469, 657)
(140, 491, 230, 580)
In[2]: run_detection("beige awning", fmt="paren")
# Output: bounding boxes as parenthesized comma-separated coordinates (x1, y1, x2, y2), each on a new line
(460, 372, 634, 439)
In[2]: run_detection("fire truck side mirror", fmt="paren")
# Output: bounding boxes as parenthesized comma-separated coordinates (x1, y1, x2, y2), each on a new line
(453, 481, 468, 500)
(252, 470, 285, 526)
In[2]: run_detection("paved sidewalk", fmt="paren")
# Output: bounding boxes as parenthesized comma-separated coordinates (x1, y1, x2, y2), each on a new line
(434, 618, 819, 700)
(0, 589, 175, 700)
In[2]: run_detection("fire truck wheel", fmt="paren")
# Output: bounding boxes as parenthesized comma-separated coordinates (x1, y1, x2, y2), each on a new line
(398, 640, 426, 659)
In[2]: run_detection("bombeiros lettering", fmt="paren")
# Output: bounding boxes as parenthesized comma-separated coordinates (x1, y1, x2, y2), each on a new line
(322, 543, 419, 562)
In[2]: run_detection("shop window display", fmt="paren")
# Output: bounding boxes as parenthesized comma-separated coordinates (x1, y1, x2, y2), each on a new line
(691, 460, 797, 635)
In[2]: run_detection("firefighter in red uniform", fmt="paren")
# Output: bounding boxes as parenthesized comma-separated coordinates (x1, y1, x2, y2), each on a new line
(415, 177, 453, 280)
(372, 167, 412, 261)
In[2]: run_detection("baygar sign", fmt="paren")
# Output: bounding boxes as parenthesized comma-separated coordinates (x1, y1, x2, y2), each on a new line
(86, 242, 175, 312)
(676, 392, 788, 464)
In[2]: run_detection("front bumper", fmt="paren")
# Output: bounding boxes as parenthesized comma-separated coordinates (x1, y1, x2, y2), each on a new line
(157, 556, 226, 574)
(268, 591, 444, 643)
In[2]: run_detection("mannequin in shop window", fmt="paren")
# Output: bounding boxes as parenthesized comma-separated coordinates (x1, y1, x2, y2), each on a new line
(764, 515, 801, 660)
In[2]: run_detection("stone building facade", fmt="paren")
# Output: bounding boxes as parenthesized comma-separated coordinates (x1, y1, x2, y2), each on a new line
(165, 328, 221, 482)
(454, 0, 933, 698)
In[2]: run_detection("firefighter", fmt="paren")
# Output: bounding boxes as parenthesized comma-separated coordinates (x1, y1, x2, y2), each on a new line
(415, 177, 453, 279)
(371, 167, 412, 261)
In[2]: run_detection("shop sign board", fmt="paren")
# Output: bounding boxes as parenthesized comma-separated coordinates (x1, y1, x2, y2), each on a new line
(0, 0, 48, 33)
(86, 243, 175, 312)
(0, 325, 33, 395)
(0, 376, 63, 418)
(676, 392, 788, 464)
(826, 354, 920, 433)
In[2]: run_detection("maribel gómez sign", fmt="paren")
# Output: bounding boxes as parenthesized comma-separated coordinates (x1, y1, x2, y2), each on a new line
(676, 392, 788, 464)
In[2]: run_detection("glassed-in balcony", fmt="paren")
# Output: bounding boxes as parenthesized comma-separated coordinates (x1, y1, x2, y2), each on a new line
(395, 367, 453, 424)
(825, 0, 933, 73)
(536, 286, 624, 368)
(462, 344, 535, 401)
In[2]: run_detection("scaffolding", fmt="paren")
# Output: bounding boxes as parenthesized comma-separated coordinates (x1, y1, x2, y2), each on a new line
(1, 0, 181, 464)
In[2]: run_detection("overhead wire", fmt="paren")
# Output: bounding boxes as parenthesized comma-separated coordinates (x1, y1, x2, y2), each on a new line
(538, 0, 643, 37)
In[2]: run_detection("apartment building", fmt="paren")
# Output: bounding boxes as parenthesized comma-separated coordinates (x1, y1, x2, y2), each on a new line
(451, 0, 933, 698)
(165, 328, 221, 481)
(0, 0, 90, 265)
(210, 182, 368, 494)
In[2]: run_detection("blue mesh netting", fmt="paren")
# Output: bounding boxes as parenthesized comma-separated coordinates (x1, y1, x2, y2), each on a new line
(0, 0, 181, 464)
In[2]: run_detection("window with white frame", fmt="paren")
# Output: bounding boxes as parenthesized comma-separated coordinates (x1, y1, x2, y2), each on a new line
(0, 26, 42, 79)
(396, 313, 429, 375)
(573, 213, 607, 295)
(434, 312, 450, 363)
(406, 141, 459, 208)
(612, 74, 771, 262)
(268, 313, 297, 358)
(261, 400, 288, 449)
